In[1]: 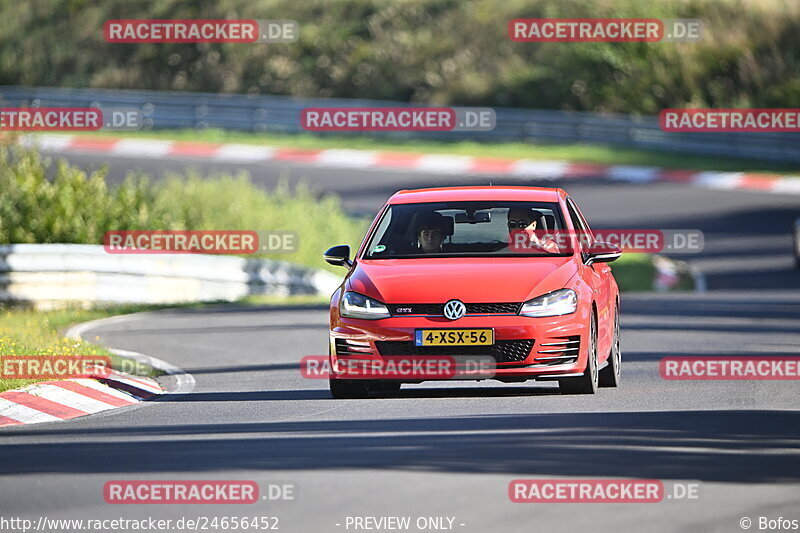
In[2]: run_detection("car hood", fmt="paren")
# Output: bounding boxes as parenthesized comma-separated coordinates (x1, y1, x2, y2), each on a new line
(346, 256, 578, 304)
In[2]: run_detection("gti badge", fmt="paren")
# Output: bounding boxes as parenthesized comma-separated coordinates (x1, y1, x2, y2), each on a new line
(443, 299, 466, 320)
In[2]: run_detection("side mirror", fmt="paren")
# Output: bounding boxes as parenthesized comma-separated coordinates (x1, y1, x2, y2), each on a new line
(323, 245, 352, 267)
(586, 242, 621, 264)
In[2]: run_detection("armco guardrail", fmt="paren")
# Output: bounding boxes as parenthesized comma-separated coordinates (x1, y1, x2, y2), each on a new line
(0, 244, 341, 308)
(2, 86, 800, 162)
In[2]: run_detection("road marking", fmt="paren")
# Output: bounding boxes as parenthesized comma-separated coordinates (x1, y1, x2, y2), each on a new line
(0, 398, 62, 425)
(214, 144, 276, 162)
(111, 139, 173, 157)
(316, 149, 377, 168)
(1, 391, 87, 419)
(510, 160, 567, 179)
(608, 165, 660, 183)
(16, 134, 800, 195)
(53, 380, 137, 407)
(416, 155, 474, 174)
(29, 384, 118, 413)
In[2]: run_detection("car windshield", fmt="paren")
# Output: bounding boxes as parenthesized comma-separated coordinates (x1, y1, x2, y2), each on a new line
(363, 201, 571, 259)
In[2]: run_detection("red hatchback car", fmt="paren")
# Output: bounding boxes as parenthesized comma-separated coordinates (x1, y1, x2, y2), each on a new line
(323, 186, 622, 398)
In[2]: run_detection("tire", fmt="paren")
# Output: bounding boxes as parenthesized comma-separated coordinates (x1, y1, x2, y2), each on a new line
(329, 378, 370, 399)
(599, 304, 621, 387)
(559, 311, 599, 395)
(794, 220, 800, 270)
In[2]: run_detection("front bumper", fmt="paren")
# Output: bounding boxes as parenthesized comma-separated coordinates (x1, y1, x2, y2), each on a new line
(330, 311, 590, 381)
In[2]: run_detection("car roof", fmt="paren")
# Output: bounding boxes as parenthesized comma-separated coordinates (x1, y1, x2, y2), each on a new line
(387, 186, 566, 204)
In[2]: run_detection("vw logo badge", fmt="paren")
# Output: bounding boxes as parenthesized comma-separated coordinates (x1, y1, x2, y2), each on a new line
(443, 299, 466, 320)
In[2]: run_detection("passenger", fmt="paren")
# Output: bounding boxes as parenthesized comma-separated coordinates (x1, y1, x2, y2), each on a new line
(507, 207, 560, 253)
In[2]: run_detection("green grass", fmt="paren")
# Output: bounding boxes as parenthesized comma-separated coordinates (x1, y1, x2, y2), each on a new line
(0, 304, 167, 394)
(610, 253, 696, 292)
(239, 294, 330, 306)
(0, 297, 330, 395)
(610, 254, 657, 292)
(72, 129, 800, 174)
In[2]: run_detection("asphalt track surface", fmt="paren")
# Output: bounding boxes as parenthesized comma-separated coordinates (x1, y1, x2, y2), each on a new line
(1, 150, 799, 533)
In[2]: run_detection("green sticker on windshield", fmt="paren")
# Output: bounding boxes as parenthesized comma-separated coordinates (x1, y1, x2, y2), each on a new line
(373, 245, 386, 253)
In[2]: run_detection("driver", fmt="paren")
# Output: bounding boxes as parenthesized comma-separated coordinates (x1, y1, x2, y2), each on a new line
(415, 212, 449, 253)
(507, 207, 560, 253)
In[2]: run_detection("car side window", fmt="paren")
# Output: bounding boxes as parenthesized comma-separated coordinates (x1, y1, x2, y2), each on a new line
(569, 198, 593, 234)
(566, 198, 590, 262)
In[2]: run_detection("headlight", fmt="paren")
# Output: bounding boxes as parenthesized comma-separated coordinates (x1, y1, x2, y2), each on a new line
(519, 289, 577, 317)
(340, 291, 391, 319)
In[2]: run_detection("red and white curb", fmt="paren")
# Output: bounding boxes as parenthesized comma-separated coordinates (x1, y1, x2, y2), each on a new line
(18, 134, 800, 195)
(0, 312, 195, 428)
(0, 369, 162, 427)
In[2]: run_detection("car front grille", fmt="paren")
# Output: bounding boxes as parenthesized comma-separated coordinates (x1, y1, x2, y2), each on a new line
(388, 302, 521, 316)
(468, 303, 522, 314)
(533, 336, 580, 366)
(335, 338, 372, 356)
(375, 339, 534, 363)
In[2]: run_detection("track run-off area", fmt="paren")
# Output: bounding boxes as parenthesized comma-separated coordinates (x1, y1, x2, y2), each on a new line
(1, 150, 799, 533)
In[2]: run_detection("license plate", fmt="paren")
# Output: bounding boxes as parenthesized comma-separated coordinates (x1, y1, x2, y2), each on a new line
(415, 329, 494, 346)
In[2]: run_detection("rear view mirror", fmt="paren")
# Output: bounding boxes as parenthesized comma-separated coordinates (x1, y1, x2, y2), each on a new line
(455, 212, 491, 224)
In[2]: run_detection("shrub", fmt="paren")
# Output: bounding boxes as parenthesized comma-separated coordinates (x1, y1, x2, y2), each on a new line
(1, 0, 798, 114)
(0, 146, 369, 271)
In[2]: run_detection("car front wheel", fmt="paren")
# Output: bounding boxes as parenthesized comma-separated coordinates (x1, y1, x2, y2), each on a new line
(599, 304, 621, 387)
(559, 312, 599, 395)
